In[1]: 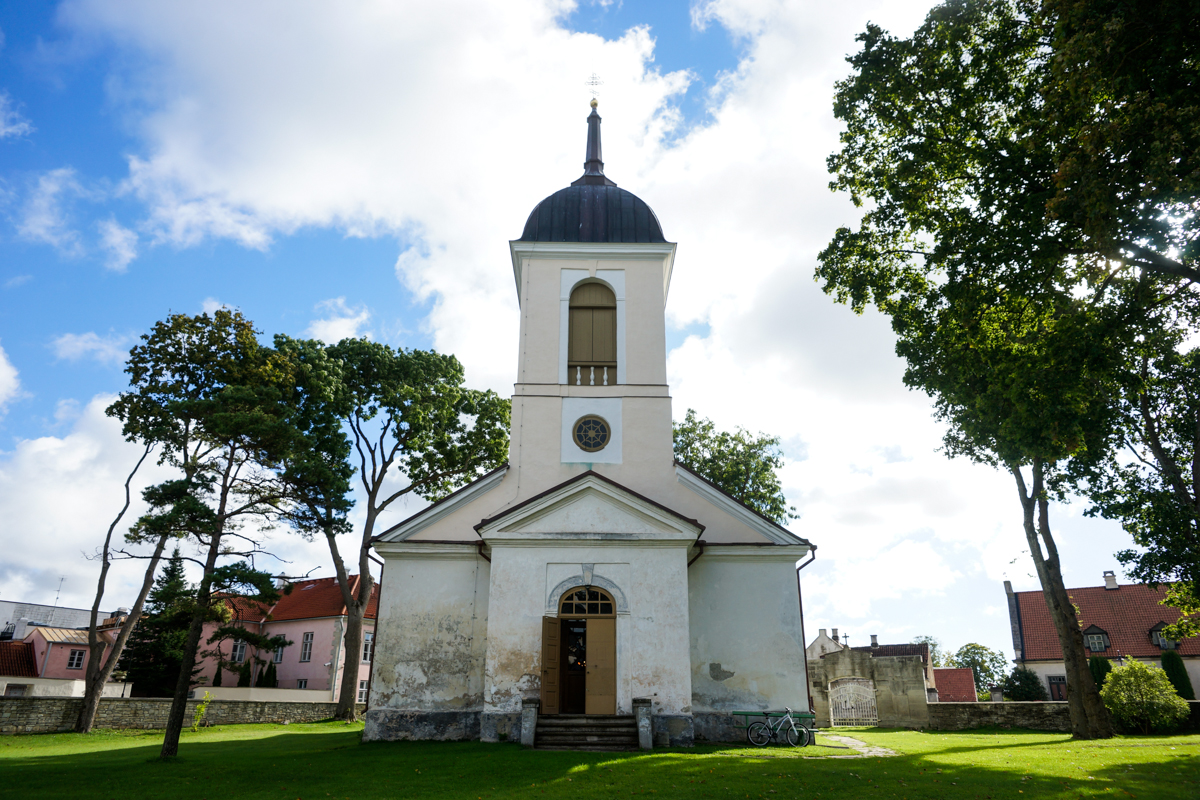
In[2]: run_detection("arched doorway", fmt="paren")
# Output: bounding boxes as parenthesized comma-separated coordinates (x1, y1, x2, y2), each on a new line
(541, 587, 617, 715)
(828, 677, 878, 726)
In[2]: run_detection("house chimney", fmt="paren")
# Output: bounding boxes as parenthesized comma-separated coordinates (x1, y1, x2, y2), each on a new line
(1103, 571, 1118, 590)
(870, 634, 879, 647)
(818, 628, 827, 638)
(831, 627, 839, 642)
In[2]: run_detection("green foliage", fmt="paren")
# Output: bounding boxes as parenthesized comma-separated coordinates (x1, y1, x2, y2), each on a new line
(259, 660, 278, 689)
(189, 691, 213, 733)
(1161, 650, 1196, 701)
(236, 661, 251, 688)
(911, 636, 947, 668)
(1002, 666, 1049, 701)
(672, 409, 796, 524)
(948, 644, 1008, 691)
(117, 548, 197, 697)
(1100, 658, 1191, 734)
(1089, 656, 1113, 689)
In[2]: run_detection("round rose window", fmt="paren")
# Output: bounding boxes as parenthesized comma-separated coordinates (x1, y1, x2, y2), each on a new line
(573, 415, 610, 452)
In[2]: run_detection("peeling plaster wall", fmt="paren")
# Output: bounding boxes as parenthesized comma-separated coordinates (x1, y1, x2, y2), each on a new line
(367, 549, 489, 716)
(482, 543, 692, 721)
(689, 553, 809, 718)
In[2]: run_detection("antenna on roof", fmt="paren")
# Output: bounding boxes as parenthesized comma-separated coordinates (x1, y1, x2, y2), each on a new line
(52, 576, 64, 610)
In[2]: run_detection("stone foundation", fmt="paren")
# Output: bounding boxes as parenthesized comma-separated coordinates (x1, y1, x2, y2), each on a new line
(0, 696, 362, 735)
(361, 709, 481, 742)
(927, 701, 1071, 732)
(480, 711, 522, 743)
(692, 712, 742, 742)
(652, 714, 694, 747)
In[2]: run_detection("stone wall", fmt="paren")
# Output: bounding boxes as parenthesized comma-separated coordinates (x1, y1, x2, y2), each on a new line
(927, 701, 1071, 732)
(808, 650, 930, 729)
(0, 696, 364, 735)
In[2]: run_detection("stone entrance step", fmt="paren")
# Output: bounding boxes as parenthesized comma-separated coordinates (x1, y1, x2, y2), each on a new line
(534, 714, 639, 751)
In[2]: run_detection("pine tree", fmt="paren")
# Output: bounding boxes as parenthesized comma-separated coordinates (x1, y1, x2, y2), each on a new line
(118, 548, 197, 697)
(1002, 666, 1050, 701)
(1089, 657, 1113, 688)
(1161, 650, 1196, 700)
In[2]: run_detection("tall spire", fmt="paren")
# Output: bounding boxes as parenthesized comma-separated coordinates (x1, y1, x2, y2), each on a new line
(572, 99, 617, 187)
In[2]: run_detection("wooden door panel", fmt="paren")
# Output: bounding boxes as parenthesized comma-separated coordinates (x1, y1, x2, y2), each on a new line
(540, 616, 560, 715)
(569, 308, 593, 363)
(591, 307, 616, 364)
(585, 617, 616, 715)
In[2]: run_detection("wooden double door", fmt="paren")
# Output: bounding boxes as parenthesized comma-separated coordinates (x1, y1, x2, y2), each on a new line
(540, 616, 616, 715)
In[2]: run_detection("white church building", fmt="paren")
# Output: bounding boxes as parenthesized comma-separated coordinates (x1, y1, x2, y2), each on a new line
(364, 102, 816, 747)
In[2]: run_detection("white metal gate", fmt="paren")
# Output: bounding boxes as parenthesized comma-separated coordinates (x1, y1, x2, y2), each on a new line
(829, 678, 878, 726)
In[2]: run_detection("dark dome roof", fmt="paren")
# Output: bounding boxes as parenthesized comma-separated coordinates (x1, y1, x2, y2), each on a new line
(519, 184, 666, 244)
(518, 101, 667, 244)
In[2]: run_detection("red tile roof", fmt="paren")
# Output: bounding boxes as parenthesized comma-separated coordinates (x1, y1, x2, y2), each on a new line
(1015, 582, 1200, 661)
(220, 576, 379, 623)
(0, 641, 38, 678)
(933, 668, 978, 702)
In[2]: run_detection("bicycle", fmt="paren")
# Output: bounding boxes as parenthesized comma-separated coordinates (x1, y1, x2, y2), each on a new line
(746, 707, 810, 747)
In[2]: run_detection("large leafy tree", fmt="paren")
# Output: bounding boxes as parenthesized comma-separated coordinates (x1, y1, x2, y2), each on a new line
(109, 310, 302, 758)
(948, 643, 1009, 692)
(813, 0, 1163, 738)
(280, 337, 510, 721)
(672, 409, 796, 525)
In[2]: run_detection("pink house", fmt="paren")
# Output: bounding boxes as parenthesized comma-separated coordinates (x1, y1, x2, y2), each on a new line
(1, 617, 133, 697)
(194, 575, 378, 702)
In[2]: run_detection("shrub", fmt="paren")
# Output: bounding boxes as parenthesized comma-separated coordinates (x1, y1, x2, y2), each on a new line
(1089, 656, 1113, 688)
(1100, 658, 1190, 734)
(1002, 666, 1049, 701)
(1160, 650, 1196, 700)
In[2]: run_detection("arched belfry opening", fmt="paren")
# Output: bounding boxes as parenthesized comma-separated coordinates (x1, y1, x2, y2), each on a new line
(541, 587, 617, 715)
(568, 282, 617, 386)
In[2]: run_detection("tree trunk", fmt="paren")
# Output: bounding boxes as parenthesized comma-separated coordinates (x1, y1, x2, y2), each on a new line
(76, 533, 167, 733)
(335, 605, 366, 720)
(76, 444, 153, 733)
(160, 532, 222, 758)
(1011, 460, 1113, 739)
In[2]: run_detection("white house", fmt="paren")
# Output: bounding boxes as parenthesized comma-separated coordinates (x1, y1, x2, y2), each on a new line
(365, 101, 816, 746)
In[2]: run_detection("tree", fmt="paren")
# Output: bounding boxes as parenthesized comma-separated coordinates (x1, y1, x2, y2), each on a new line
(1003, 666, 1050, 701)
(949, 643, 1008, 691)
(1160, 650, 1196, 701)
(1082, 337, 1200, 640)
(1089, 656, 1113, 690)
(672, 409, 796, 524)
(109, 310, 304, 758)
(911, 636, 948, 668)
(1100, 658, 1191, 734)
(280, 336, 511, 721)
(118, 547, 197, 697)
(76, 442, 163, 732)
(816, 0, 1147, 739)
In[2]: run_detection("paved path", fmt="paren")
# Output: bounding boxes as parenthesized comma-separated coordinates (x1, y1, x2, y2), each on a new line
(813, 734, 897, 758)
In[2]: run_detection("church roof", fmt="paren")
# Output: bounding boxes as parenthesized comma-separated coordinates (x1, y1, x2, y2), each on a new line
(473, 469, 704, 534)
(673, 461, 811, 546)
(517, 102, 667, 244)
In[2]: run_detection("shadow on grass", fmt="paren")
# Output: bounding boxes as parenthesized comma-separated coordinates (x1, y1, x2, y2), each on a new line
(2, 724, 1197, 799)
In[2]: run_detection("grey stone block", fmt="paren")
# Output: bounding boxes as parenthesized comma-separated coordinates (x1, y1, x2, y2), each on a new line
(362, 709, 481, 741)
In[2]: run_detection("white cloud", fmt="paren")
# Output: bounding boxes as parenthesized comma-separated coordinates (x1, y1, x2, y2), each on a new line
(306, 297, 371, 344)
(17, 167, 88, 255)
(51, 331, 133, 366)
(0, 92, 33, 139)
(201, 297, 228, 315)
(4, 275, 32, 288)
(97, 218, 138, 271)
(0, 341, 19, 413)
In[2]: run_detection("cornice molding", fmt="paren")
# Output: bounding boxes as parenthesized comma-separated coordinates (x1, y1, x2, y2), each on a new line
(374, 466, 508, 543)
(509, 240, 677, 304)
(675, 465, 807, 546)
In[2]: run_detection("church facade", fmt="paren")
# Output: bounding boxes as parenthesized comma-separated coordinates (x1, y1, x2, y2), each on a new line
(364, 102, 815, 746)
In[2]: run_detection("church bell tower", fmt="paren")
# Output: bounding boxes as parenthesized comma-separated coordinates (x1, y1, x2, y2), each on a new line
(507, 100, 678, 497)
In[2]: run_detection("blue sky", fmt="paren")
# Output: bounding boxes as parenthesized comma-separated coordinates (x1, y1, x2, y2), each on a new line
(0, 0, 1138, 664)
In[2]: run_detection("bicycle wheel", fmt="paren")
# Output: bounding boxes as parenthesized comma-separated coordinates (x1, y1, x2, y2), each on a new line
(747, 722, 772, 746)
(785, 725, 810, 747)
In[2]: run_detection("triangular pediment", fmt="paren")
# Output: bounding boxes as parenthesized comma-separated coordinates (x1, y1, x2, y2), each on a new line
(477, 472, 701, 543)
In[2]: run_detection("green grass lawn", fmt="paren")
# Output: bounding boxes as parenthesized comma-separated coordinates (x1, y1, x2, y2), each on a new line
(0, 722, 1196, 799)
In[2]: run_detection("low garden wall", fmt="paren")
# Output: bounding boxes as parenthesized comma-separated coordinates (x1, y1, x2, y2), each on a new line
(927, 701, 1072, 732)
(0, 696, 365, 735)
